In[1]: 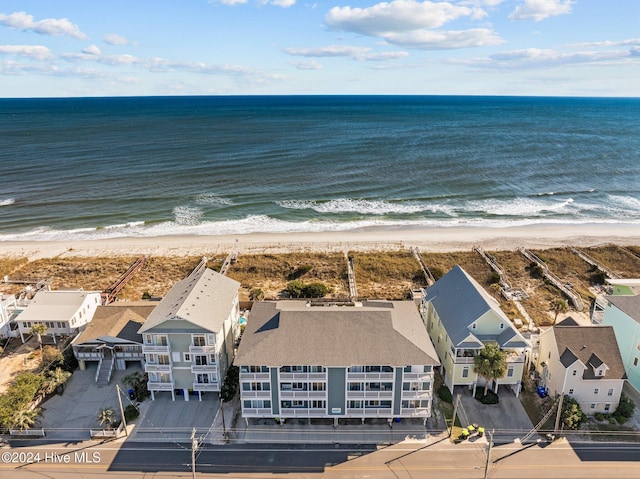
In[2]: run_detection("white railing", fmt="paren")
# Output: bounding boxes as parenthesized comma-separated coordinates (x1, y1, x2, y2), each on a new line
(106, 358, 115, 384)
(280, 408, 326, 417)
(241, 390, 271, 399)
(346, 372, 394, 380)
(403, 372, 434, 381)
(142, 344, 170, 353)
(401, 390, 432, 400)
(400, 407, 430, 417)
(95, 358, 102, 383)
(453, 356, 476, 364)
(346, 390, 394, 399)
(116, 352, 144, 359)
(90, 422, 124, 439)
(147, 381, 175, 391)
(279, 390, 327, 399)
(191, 364, 217, 373)
(145, 363, 171, 372)
(189, 344, 216, 354)
(242, 408, 272, 416)
(279, 372, 326, 381)
(76, 351, 103, 359)
(193, 382, 219, 391)
(240, 372, 270, 381)
(346, 408, 392, 417)
(10, 428, 45, 437)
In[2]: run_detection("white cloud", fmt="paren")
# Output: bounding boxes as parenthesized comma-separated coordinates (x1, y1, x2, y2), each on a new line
(324, 0, 501, 50)
(285, 44, 408, 61)
(0, 11, 86, 39)
(209, 0, 249, 5)
(568, 38, 640, 48)
(0, 44, 52, 60)
(103, 33, 131, 46)
(509, 0, 573, 22)
(82, 45, 101, 55)
(326, 1, 475, 35)
(289, 59, 323, 70)
(270, 0, 297, 6)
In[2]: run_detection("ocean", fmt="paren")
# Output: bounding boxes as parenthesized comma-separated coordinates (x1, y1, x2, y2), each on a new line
(1, 95, 640, 242)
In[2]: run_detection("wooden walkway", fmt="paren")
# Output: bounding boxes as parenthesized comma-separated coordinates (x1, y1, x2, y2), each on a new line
(410, 247, 435, 287)
(345, 253, 358, 300)
(101, 256, 146, 304)
(571, 247, 620, 280)
(219, 251, 238, 276)
(473, 246, 511, 290)
(518, 247, 584, 312)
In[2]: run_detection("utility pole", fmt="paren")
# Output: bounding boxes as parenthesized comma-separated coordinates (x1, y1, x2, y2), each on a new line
(191, 427, 198, 479)
(115, 384, 128, 436)
(449, 394, 460, 438)
(553, 393, 565, 439)
(484, 429, 494, 479)
(220, 400, 227, 439)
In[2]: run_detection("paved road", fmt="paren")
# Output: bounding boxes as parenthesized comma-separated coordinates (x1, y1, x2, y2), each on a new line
(4, 437, 640, 478)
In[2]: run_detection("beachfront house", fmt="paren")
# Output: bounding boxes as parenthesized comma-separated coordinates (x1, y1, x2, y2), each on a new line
(138, 268, 241, 401)
(536, 318, 626, 414)
(16, 289, 102, 343)
(422, 265, 530, 397)
(235, 300, 440, 425)
(72, 303, 157, 386)
(0, 294, 20, 339)
(601, 295, 640, 392)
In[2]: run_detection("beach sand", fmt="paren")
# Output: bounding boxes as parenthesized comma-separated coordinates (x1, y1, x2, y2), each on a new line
(1, 224, 640, 260)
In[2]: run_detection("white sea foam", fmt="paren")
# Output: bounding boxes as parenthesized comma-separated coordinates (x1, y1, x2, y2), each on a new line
(277, 198, 453, 215)
(0, 198, 15, 206)
(464, 197, 576, 217)
(609, 195, 640, 211)
(172, 205, 203, 226)
(194, 194, 233, 207)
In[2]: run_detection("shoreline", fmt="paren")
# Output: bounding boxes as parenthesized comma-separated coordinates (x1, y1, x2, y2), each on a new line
(1, 223, 640, 260)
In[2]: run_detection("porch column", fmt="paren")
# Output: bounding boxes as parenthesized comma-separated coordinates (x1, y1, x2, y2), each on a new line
(183, 389, 189, 401)
(151, 390, 155, 401)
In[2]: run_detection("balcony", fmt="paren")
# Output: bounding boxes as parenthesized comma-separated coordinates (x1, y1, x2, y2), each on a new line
(240, 372, 270, 381)
(145, 363, 171, 373)
(189, 344, 216, 354)
(345, 408, 392, 417)
(76, 351, 103, 360)
(279, 390, 327, 399)
(401, 390, 432, 400)
(280, 408, 326, 418)
(143, 344, 170, 353)
(242, 408, 272, 417)
(401, 407, 430, 417)
(347, 372, 394, 381)
(241, 390, 271, 399)
(191, 363, 217, 373)
(403, 372, 434, 381)
(147, 381, 174, 391)
(115, 351, 144, 360)
(345, 390, 393, 400)
(279, 372, 326, 381)
(193, 382, 219, 391)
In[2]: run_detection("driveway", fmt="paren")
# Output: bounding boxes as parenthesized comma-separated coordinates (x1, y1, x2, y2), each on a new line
(453, 386, 534, 444)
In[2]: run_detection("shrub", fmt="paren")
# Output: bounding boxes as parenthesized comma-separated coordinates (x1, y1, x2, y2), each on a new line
(612, 393, 635, 424)
(287, 265, 313, 280)
(249, 288, 264, 301)
(438, 385, 453, 403)
(561, 395, 586, 430)
(303, 282, 330, 298)
(220, 365, 239, 402)
(285, 280, 305, 298)
(488, 272, 501, 284)
(141, 291, 152, 300)
(124, 404, 140, 422)
(474, 389, 499, 404)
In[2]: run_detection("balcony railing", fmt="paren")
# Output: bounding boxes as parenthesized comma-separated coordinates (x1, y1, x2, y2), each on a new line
(400, 407, 430, 417)
(279, 372, 326, 381)
(142, 344, 170, 353)
(279, 390, 327, 399)
(193, 382, 219, 391)
(401, 390, 432, 400)
(191, 364, 217, 373)
(189, 344, 216, 354)
(345, 408, 392, 417)
(116, 352, 144, 359)
(76, 352, 103, 360)
(345, 390, 393, 399)
(240, 372, 270, 381)
(242, 407, 272, 416)
(147, 381, 174, 391)
(145, 363, 171, 372)
(241, 390, 271, 399)
(346, 372, 394, 380)
(403, 372, 434, 381)
(280, 408, 326, 417)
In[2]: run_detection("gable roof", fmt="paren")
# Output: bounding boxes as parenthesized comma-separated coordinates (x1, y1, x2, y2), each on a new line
(553, 324, 626, 380)
(235, 300, 440, 367)
(73, 303, 156, 345)
(606, 295, 640, 322)
(425, 265, 527, 348)
(138, 268, 239, 334)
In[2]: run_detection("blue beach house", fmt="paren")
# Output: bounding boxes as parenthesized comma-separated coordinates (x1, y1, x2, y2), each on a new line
(602, 295, 640, 392)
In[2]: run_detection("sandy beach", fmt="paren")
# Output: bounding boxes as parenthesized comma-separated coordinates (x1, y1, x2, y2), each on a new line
(2, 224, 640, 260)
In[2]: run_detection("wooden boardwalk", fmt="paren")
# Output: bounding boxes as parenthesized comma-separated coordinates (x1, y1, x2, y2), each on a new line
(572, 247, 620, 279)
(518, 247, 584, 312)
(345, 253, 358, 300)
(410, 247, 435, 287)
(101, 256, 146, 304)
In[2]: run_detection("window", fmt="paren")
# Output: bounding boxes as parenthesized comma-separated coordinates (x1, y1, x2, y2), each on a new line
(311, 382, 326, 391)
(594, 388, 599, 395)
(507, 366, 514, 378)
(604, 404, 611, 412)
(635, 357, 639, 367)
(462, 367, 469, 378)
(499, 323, 504, 329)
(193, 335, 206, 346)
(155, 335, 168, 346)
(607, 388, 614, 397)
(423, 365, 432, 373)
(148, 353, 156, 363)
(145, 334, 152, 345)
(404, 366, 412, 373)
(590, 403, 596, 410)
(309, 366, 325, 373)
(158, 355, 170, 365)
(194, 355, 208, 366)
(598, 369, 604, 376)
(472, 323, 476, 329)
(242, 365, 269, 373)
(243, 382, 269, 391)
(292, 382, 306, 391)
(568, 388, 574, 395)
(348, 400, 363, 409)
(348, 382, 363, 391)
(310, 400, 326, 409)
(196, 374, 209, 384)
(572, 370, 577, 376)
(184, 353, 192, 363)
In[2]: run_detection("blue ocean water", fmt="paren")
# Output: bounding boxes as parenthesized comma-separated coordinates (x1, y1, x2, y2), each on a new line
(1, 95, 640, 241)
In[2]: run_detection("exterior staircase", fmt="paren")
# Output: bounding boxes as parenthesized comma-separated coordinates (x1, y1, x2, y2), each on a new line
(96, 353, 114, 387)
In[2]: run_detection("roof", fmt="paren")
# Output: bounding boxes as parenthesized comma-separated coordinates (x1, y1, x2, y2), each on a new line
(425, 265, 527, 348)
(73, 303, 156, 346)
(553, 324, 626, 380)
(138, 268, 240, 334)
(606, 295, 640, 322)
(17, 290, 100, 323)
(235, 300, 440, 367)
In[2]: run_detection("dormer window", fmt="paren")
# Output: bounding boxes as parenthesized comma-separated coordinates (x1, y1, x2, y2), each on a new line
(472, 323, 477, 329)
(598, 369, 604, 376)
(499, 323, 504, 329)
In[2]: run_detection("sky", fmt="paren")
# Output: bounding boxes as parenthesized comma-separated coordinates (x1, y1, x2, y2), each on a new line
(0, 0, 639, 97)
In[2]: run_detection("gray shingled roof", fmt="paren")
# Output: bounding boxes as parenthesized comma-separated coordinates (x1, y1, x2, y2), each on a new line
(73, 303, 156, 346)
(235, 300, 440, 367)
(425, 265, 526, 348)
(138, 268, 240, 334)
(553, 325, 626, 380)
(606, 295, 640, 322)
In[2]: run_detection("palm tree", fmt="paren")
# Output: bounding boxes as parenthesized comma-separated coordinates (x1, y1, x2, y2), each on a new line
(45, 367, 72, 395)
(473, 343, 508, 396)
(97, 408, 115, 430)
(30, 323, 48, 351)
(550, 298, 569, 324)
(12, 408, 40, 431)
